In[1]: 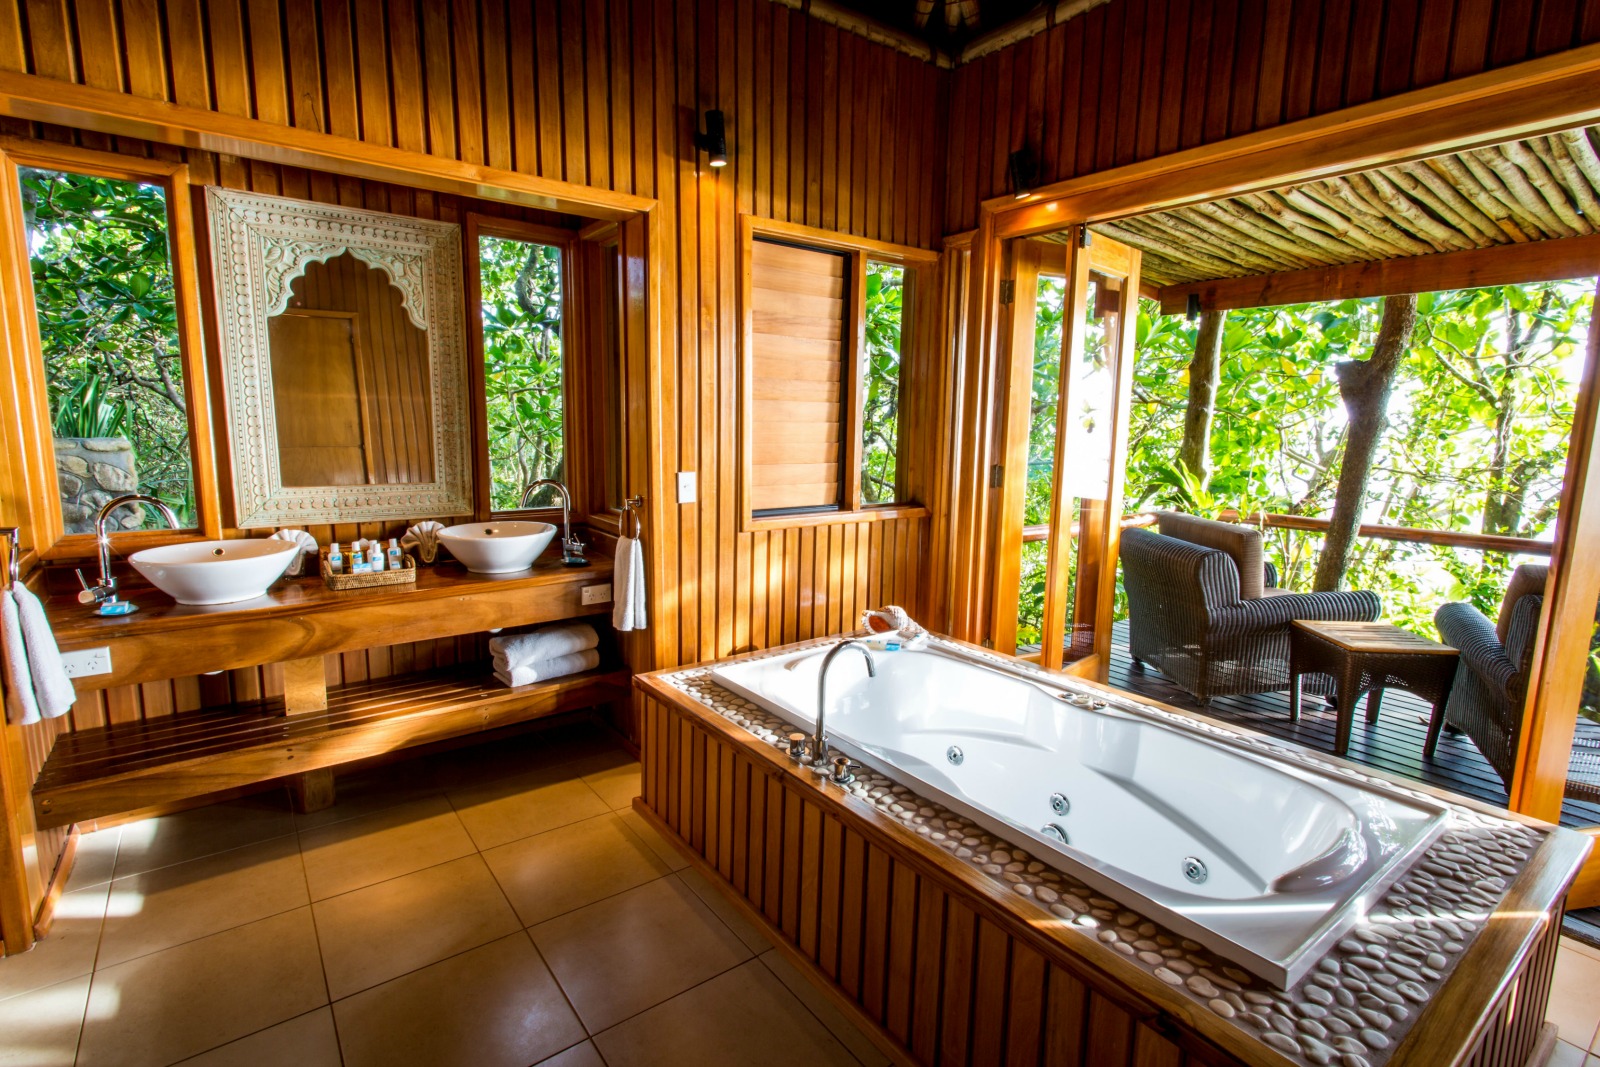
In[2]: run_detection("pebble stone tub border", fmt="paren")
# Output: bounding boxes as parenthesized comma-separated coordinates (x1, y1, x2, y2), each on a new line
(657, 639, 1550, 1067)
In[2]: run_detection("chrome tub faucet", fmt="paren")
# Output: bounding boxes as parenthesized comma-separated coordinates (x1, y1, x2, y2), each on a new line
(813, 639, 876, 779)
(78, 493, 180, 615)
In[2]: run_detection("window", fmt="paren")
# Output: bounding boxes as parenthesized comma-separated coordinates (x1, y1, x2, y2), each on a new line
(741, 217, 933, 525)
(474, 230, 566, 512)
(7, 157, 206, 544)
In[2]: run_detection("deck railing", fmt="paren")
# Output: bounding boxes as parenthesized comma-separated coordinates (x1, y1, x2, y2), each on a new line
(1020, 510, 1552, 557)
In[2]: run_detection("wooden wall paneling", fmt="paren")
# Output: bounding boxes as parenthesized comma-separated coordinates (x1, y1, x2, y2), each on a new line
(943, 0, 1600, 232)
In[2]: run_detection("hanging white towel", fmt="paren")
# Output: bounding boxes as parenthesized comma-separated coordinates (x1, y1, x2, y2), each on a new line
(15, 584, 74, 719)
(612, 535, 647, 632)
(269, 529, 319, 577)
(1, 590, 40, 726)
(494, 648, 600, 687)
(490, 623, 599, 673)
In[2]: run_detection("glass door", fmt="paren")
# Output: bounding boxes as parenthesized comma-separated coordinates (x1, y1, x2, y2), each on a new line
(993, 227, 1141, 677)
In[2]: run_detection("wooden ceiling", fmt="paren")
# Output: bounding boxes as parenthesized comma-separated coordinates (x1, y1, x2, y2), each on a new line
(826, 0, 1040, 46)
(1083, 126, 1600, 303)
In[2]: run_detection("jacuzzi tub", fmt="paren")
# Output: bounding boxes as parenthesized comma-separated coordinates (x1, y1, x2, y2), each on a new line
(710, 636, 1449, 989)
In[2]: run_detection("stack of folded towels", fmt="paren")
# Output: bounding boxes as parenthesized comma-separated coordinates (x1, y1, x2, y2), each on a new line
(489, 622, 600, 687)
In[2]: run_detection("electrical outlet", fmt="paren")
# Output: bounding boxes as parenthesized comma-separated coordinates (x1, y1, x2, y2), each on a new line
(61, 646, 112, 679)
(677, 471, 697, 504)
(581, 583, 613, 606)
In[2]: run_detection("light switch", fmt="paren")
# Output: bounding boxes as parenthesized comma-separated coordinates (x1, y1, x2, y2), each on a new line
(677, 471, 697, 504)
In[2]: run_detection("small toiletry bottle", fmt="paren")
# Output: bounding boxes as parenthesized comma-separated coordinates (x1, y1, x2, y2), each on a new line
(327, 543, 344, 575)
(350, 543, 371, 574)
(387, 537, 403, 571)
(368, 540, 385, 572)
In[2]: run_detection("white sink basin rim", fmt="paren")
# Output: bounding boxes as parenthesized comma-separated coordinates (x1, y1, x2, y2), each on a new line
(438, 521, 556, 574)
(129, 539, 299, 606)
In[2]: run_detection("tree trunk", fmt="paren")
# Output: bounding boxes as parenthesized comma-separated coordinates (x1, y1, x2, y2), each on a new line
(1313, 294, 1420, 592)
(1179, 310, 1225, 486)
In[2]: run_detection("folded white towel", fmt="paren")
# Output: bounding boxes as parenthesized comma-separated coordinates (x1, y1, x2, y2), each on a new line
(491, 623, 598, 673)
(494, 648, 600, 687)
(1, 590, 40, 725)
(612, 535, 647, 632)
(16, 584, 75, 719)
(270, 529, 319, 576)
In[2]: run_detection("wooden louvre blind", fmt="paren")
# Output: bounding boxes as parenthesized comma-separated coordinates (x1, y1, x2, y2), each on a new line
(749, 239, 849, 512)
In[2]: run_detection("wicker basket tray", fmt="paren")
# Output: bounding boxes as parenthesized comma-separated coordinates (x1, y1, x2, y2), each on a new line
(320, 551, 417, 590)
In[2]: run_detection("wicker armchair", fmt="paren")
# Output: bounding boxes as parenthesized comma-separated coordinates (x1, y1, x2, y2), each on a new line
(1119, 519, 1381, 704)
(1432, 565, 1600, 805)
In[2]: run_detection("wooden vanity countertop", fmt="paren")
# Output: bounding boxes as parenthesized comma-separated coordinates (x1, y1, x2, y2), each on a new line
(45, 556, 615, 691)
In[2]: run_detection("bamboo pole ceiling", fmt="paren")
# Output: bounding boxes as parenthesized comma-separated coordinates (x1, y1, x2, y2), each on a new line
(1079, 127, 1600, 290)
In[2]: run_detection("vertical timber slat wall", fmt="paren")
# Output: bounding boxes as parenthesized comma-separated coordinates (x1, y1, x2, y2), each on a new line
(943, 0, 1600, 232)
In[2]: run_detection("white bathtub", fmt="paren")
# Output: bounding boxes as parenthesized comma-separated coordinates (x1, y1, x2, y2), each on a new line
(710, 636, 1450, 989)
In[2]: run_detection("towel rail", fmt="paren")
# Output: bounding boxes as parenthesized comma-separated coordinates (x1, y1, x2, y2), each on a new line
(621, 497, 644, 539)
(2, 526, 18, 587)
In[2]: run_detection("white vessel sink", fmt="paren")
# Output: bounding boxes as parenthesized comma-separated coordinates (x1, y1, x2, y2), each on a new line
(438, 521, 556, 574)
(129, 539, 299, 606)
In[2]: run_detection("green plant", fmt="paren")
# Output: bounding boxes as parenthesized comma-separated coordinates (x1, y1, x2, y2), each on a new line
(861, 262, 905, 504)
(51, 372, 128, 439)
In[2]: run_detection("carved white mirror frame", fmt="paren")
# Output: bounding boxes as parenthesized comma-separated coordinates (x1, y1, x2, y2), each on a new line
(206, 186, 473, 527)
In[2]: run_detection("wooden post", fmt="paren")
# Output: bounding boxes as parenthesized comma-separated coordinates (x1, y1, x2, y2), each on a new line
(281, 655, 329, 715)
(285, 769, 336, 814)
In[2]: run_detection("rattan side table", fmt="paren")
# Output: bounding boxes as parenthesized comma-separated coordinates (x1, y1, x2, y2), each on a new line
(1288, 620, 1460, 758)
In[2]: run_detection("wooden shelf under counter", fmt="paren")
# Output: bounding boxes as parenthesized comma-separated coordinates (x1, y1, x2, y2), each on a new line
(46, 557, 615, 692)
(33, 663, 630, 829)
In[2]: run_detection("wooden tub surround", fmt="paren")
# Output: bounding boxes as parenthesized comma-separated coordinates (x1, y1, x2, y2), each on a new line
(635, 638, 1591, 1067)
(29, 556, 624, 829)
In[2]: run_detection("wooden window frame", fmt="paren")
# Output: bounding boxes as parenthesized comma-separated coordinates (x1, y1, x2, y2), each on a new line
(738, 215, 936, 532)
(463, 213, 578, 525)
(0, 139, 221, 561)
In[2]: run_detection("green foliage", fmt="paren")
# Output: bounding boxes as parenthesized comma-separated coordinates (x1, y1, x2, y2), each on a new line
(479, 236, 564, 511)
(861, 262, 905, 504)
(23, 167, 193, 526)
(1124, 282, 1597, 722)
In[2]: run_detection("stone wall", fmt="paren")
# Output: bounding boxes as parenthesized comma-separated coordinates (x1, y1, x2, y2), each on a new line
(55, 437, 140, 534)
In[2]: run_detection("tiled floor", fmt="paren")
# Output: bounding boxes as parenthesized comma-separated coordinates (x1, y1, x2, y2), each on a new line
(2, 717, 1597, 1067)
(0, 721, 885, 1067)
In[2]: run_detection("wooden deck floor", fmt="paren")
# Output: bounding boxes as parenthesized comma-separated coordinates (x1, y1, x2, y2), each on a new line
(1100, 622, 1600, 946)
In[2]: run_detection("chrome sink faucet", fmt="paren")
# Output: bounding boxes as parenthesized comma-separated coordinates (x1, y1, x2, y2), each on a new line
(813, 639, 876, 778)
(78, 493, 179, 615)
(520, 479, 587, 566)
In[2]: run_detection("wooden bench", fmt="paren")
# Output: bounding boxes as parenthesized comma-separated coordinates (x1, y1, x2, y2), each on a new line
(33, 663, 630, 829)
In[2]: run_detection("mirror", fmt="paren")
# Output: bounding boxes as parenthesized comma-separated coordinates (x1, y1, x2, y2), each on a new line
(206, 188, 471, 526)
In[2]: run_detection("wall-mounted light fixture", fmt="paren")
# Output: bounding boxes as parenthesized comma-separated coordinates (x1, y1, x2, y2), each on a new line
(1186, 293, 1202, 321)
(1008, 148, 1036, 199)
(695, 110, 728, 168)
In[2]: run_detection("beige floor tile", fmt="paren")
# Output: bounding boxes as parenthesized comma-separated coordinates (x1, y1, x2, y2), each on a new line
(77, 908, 326, 1067)
(615, 807, 690, 872)
(1551, 1039, 1593, 1067)
(0, 974, 91, 1067)
(313, 854, 520, 999)
(531, 874, 752, 1032)
(298, 794, 476, 900)
(678, 868, 776, 954)
(483, 813, 671, 926)
(1549, 945, 1600, 1051)
(421, 727, 617, 791)
(96, 835, 308, 968)
(449, 767, 612, 851)
(760, 949, 891, 1067)
(582, 761, 642, 811)
(334, 933, 585, 1067)
(534, 1041, 606, 1067)
(112, 796, 297, 878)
(594, 958, 859, 1067)
(1565, 935, 1600, 963)
(173, 1008, 341, 1067)
(0, 882, 108, 1003)
(66, 827, 120, 892)
(290, 763, 444, 833)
